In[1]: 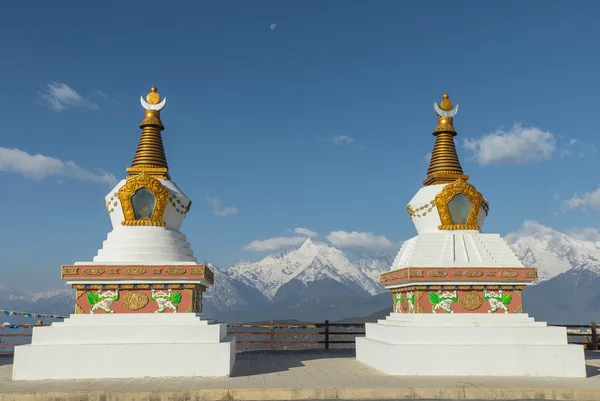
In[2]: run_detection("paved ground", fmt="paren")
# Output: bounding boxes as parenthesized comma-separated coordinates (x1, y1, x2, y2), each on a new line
(1, 349, 600, 400)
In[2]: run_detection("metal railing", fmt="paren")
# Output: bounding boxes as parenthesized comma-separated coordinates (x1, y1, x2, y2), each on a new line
(0, 324, 51, 356)
(549, 322, 599, 350)
(1, 320, 599, 356)
(228, 320, 365, 350)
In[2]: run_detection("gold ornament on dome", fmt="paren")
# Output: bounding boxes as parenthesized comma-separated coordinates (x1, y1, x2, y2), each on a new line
(146, 85, 161, 104)
(122, 291, 149, 311)
(438, 92, 453, 111)
(62, 268, 78, 275)
(124, 268, 147, 275)
(524, 270, 538, 278)
(83, 268, 105, 275)
(435, 179, 484, 230)
(459, 292, 483, 311)
(165, 267, 186, 275)
(118, 173, 170, 227)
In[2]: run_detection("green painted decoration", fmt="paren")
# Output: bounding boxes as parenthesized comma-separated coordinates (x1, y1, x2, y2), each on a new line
(87, 289, 119, 314)
(394, 293, 402, 313)
(483, 290, 512, 313)
(429, 290, 458, 313)
(151, 289, 182, 313)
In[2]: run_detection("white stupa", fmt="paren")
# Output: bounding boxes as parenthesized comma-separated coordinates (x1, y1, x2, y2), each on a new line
(355, 93, 586, 377)
(12, 86, 236, 381)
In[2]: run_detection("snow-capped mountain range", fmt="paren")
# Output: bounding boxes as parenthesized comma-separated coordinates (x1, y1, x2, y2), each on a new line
(506, 220, 600, 281)
(227, 239, 389, 299)
(2, 221, 600, 323)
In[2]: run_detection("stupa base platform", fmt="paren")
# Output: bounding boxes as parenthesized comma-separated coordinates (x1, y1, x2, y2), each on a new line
(11, 313, 236, 380)
(356, 313, 586, 378)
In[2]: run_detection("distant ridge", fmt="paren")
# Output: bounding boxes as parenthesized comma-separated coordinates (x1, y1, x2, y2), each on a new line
(3, 221, 600, 324)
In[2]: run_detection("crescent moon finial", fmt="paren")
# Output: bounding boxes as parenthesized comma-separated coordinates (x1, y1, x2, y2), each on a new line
(434, 102, 458, 118)
(140, 96, 167, 111)
(140, 85, 167, 111)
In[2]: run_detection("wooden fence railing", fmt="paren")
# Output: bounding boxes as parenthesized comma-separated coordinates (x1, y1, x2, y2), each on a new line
(1, 320, 599, 356)
(228, 320, 365, 350)
(549, 322, 599, 350)
(0, 324, 51, 356)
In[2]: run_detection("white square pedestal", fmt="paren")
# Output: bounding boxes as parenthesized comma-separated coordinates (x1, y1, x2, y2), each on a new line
(356, 313, 586, 377)
(12, 313, 236, 380)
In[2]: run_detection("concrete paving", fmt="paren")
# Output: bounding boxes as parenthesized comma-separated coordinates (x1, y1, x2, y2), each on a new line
(1, 349, 600, 400)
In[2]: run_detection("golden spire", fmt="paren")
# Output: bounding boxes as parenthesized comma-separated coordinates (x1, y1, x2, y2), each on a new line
(126, 85, 170, 179)
(423, 92, 469, 186)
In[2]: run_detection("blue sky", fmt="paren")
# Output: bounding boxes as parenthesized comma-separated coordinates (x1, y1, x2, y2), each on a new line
(2, 1, 600, 291)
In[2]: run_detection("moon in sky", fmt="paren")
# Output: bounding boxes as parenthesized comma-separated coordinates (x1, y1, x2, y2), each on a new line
(270, 23, 276, 30)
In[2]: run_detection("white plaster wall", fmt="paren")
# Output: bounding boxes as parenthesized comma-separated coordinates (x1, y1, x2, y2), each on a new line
(389, 231, 524, 271)
(356, 313, 586, 377)
(12, 313, 237, 380)
(92, 226, 197, 263)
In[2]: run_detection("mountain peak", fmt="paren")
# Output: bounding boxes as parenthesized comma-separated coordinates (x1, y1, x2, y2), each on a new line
(227, 237, 388, 300)
(298, 237, 329, 251)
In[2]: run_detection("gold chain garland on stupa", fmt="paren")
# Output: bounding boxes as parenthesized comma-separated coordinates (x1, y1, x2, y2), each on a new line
(126, 85, 170, 179)
(423, 93, 469, 186)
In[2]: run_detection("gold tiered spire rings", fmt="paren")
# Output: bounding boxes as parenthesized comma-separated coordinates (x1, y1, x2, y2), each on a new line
(126, 85, 170, 179)
(423, 92, 469, 186)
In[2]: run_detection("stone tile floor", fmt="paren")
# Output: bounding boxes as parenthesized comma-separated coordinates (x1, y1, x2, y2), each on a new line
(0, 349, 599, 394)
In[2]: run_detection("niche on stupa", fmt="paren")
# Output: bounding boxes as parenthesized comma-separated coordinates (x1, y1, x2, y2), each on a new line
(434, 179, 483, 231)
(118, 173, 170, 227)
(132, 187, 156, 221)
(448, 193, 472, 225)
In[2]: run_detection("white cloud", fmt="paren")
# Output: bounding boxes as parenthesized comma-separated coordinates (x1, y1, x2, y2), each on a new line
(463, 124, 555, 165)
(559, 137, 596, 162)
(38, 82, 98, 112)
(564, 227, 600, 242)
(93, 90, 109, 99)
(326, 230, 397, 251)
(332, 135, 354, 145)
(0, 147, 116, 185)
(206, 195, 239, 216)
(424, 152, 431, 163)
(563, 188, 600, 210)
(92, 89, 120, 106)
(294, 227, 318, 237)
(242, 236, 306, 252)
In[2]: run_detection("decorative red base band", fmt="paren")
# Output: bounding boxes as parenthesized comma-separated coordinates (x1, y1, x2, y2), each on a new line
(381, 267, 537, 286)
(61, 264, 214, 284)
(391, 285, 525, 314)
(72, 284, 204, 314)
